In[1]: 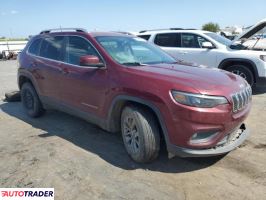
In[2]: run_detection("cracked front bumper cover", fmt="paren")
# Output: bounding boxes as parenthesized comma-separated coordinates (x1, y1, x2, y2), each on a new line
(167, 124, 250, 157)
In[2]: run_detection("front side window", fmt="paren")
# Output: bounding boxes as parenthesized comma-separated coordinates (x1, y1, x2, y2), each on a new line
(181, 33, 211, 48)
(205, 32, 232, 46)
(28, 38, 42, 55)
(39, 36, 64, 60)
(154, 33, 181, 47)
(181, 33, 199, 48)
(65, 36, 100, 66)
(96, 36, 176, 65)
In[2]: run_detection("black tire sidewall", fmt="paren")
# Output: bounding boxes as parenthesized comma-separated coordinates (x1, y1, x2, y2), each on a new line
(121, 106, 160, 163)
(21, 83, 43, 117)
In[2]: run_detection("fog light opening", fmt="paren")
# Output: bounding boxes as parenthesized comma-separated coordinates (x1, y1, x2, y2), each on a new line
(190, 131, 219, 144)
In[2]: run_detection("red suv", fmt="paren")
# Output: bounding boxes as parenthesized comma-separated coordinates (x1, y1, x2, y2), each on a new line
(18, 28, 252, 163)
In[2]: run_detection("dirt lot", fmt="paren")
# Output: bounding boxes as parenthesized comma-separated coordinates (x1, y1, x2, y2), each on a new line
(0, 60, 266, 200)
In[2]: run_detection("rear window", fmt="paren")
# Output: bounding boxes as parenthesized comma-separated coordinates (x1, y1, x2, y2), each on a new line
(39, 36, 64, 61)
(154, 33, 181, 47)
(28, 38, 42, 55)
(137, 35, 151, 41)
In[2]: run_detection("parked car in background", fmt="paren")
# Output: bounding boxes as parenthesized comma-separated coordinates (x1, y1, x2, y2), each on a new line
(0, 40, 27, 59)
(235, 20, 266, 52)
(18, 28, 251, 163)
(137, 19, 266, 87)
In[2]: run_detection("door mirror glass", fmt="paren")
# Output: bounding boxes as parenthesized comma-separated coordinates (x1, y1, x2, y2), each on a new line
(79, 55, 105, 67)
(201, 41, 214, 49)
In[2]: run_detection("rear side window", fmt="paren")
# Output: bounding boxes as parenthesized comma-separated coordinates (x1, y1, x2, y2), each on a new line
(154, 33, 181, 47)
(39, 36, 64, 60)
(137, 35, 151, 40)
(28, 39, 41, 55)
(65, 36, 100, 66)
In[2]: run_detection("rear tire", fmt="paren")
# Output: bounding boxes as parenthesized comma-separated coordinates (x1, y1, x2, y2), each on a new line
(121, 106, 160, 163)
(21, 82, 44, 117)
(226, 65, 254, 86)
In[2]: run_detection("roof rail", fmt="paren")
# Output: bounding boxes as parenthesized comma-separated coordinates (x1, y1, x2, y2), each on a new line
(139, 29, 172, 33)
(170, 28, 197, 30)
(139, 28, 167, 33)
(169, 28, 184, 30)
(139, 28, 197, 33)
(39, 28, 87, 34)
(112, 31, 134, 35)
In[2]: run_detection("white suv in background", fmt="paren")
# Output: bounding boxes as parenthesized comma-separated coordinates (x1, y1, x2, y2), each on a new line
(137, 19, 266, 87)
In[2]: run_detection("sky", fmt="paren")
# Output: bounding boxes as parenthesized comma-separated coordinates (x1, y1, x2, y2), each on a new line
(0, 0, 265, 38)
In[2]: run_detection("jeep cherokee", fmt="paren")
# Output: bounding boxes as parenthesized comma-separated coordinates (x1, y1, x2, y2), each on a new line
(18, 28, 252, 163)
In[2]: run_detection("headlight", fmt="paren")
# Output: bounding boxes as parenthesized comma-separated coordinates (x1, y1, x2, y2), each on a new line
(260, 55, 266, 62)
(171, 91, 228, 108)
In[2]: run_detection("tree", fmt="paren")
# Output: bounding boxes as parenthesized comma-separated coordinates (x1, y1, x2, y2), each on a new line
(202, 23, 220, 32)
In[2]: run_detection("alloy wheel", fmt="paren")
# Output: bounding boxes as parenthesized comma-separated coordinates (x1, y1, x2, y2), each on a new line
(231, 70, 247, 80)
(122, 116, 140, 154)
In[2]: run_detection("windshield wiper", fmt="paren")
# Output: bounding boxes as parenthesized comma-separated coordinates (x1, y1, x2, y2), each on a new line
(121, 62, 147, 66)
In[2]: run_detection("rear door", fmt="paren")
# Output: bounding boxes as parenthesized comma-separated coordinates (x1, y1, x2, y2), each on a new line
(37, 36, 65, 100)
(59, 35, 108, 117)
(27, 36, 65, 100)
(153, 33, 182, 60)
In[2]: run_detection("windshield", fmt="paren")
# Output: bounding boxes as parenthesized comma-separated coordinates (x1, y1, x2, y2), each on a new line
(205, 32, 232, 46)
(95, 36, 176, 66)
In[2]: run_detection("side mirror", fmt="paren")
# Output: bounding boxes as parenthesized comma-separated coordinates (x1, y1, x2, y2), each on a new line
(79, 55, 105, 67)
(201, 42, 214, 49)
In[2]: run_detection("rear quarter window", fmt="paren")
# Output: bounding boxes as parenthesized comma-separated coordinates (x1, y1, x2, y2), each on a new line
(28, 38, 42, 55)
(137, 35, 151, 41)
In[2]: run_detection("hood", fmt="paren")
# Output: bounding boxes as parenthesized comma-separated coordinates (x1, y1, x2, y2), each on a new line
(130, 63, 248, 96)
(233, 18, 266, 42)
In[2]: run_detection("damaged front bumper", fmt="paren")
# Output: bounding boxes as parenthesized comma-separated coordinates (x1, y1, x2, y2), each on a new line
(167, 124, 249, 158)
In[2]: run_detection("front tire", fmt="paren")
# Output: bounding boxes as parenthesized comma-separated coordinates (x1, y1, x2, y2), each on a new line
(227, 65, 254, 86)
(121, 106, 160, 163)
(21, 82, 44, 117)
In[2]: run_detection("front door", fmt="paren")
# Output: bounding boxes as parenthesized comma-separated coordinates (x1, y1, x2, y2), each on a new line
(177, 33, 217, 67)
(59, 35, 109, 117)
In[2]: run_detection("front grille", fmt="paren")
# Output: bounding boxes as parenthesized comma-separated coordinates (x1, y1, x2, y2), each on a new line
(231, 86, 252, 113)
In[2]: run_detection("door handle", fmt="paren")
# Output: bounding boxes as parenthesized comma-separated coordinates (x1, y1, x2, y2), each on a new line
(180, 51, 188, 54)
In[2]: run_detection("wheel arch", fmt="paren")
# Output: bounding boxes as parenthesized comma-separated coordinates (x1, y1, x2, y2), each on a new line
(106, 95, 170, 143)
(18, 72, 41, 95)
(18, 75, 32, 89)
(218, 58, 259, 83)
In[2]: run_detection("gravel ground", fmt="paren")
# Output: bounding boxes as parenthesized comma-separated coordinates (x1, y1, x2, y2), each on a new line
(0, 60, 266, 200)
